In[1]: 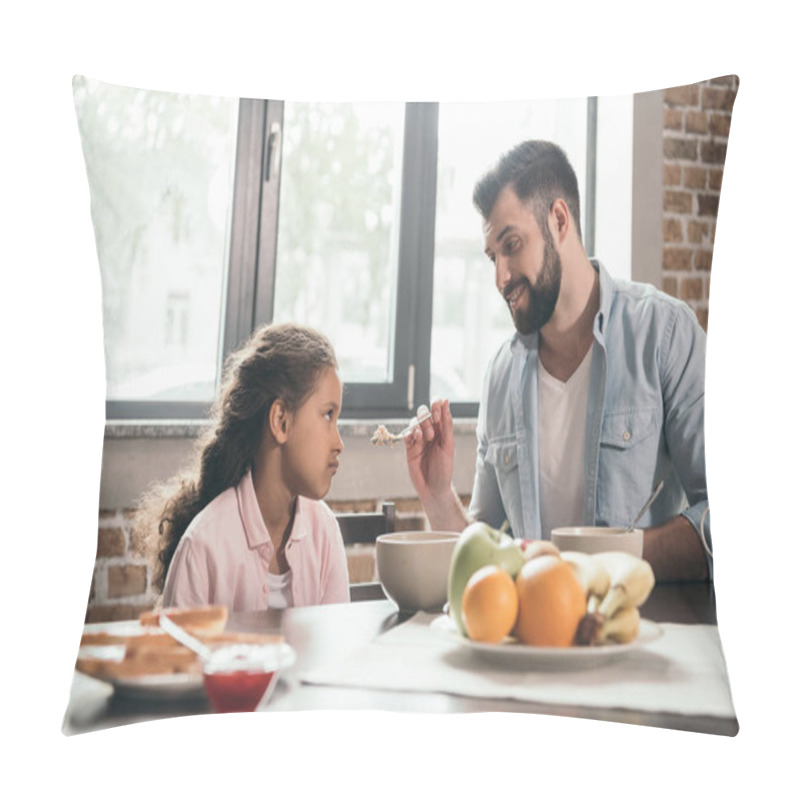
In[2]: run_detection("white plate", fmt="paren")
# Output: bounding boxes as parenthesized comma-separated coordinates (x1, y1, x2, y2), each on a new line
(431, 614, 663, 669)
(107, 642, 297, 701)
(77, 645, 207, 700)
(77, 638, 296, 701)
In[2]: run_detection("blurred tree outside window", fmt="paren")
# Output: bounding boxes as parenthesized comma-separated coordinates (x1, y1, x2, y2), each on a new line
(74, 76, 236, 404)
(273, 102, 404, 385)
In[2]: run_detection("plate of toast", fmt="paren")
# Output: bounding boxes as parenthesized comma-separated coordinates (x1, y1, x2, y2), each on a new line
(76, 605, 284, 699)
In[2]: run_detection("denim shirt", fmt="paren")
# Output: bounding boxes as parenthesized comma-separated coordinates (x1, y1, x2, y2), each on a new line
(468, 260, 709, 555)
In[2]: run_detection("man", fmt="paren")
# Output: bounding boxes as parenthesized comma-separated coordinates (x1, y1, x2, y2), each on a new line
(404, 140, 710, 581)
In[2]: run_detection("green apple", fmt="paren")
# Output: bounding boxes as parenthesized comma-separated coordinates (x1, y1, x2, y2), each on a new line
(447, 521, 525, 636)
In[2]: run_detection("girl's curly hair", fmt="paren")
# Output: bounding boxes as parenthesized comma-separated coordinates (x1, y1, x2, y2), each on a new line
(133, 323, 337, 592)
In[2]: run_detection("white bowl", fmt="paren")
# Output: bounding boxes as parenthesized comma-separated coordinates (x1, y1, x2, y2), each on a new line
(550, 526, 644, 557)
(376, 531, 460, 614)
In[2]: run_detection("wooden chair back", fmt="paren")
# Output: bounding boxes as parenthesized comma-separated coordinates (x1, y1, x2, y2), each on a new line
(336, 502, 396, 546)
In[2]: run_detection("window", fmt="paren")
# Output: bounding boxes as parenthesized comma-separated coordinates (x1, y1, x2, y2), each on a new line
(75, 80, 633, 421)
(73, 77, 237, 417)
(273, 102, 406, 389)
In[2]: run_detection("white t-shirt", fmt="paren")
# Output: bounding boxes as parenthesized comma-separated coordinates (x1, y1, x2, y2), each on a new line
(538, 347, 593, 539)
(267, 569, 294, 609)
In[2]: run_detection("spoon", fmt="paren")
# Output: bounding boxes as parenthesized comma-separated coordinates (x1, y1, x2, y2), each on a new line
(158, 613, 212, 661)
(626, 480, 665, 532)
(371, 409, 433, 445)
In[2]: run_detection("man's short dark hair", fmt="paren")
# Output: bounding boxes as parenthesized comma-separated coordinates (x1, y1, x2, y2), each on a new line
(473, 140, 583, 241)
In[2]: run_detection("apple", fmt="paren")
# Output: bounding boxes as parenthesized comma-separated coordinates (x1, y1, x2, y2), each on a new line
(447, 521, 525, 636)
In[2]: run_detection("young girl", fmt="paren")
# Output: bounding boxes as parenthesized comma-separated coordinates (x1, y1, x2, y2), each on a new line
(135, 323, 350, 611)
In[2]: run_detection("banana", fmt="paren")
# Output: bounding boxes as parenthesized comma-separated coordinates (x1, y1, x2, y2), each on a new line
(598, 606, 640, 644)
(561, 551, 611, 613)
(592, 551, 655, 618)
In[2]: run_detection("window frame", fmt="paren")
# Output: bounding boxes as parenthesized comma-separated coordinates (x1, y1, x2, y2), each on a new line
(105, 97, 599, 422)
(255, 100, 441, 420)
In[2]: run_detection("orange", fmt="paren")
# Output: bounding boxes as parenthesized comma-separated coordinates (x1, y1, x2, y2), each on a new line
(514, 555, 586, 647)
(461, 565, 519, 643)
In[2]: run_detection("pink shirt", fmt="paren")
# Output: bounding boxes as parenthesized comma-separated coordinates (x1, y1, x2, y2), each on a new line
(162, 471, 350, 611)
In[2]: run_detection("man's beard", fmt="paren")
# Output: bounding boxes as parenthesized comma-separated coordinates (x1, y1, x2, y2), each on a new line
(507, 234, 562, 335)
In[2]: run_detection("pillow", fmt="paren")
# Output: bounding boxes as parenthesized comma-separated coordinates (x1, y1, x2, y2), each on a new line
(66, 75, 739, 741)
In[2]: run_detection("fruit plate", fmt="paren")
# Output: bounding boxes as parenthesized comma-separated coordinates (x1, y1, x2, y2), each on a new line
(431, 614, 664, 669)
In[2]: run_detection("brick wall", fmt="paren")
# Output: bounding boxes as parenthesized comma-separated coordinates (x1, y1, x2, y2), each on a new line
(88, 510, 157, 622)
(87, 495, 470, 622)
(661, 75, 739, 330)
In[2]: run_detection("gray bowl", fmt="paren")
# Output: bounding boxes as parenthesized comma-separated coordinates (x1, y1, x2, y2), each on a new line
(376, 531, 460, 613)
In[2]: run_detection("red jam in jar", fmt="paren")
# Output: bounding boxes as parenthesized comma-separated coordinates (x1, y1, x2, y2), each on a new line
(202, 642, 293, 713)
(203, 669, 275, 713)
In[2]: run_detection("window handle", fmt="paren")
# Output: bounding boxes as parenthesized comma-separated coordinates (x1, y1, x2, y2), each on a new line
(265, 121, 282, 182)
